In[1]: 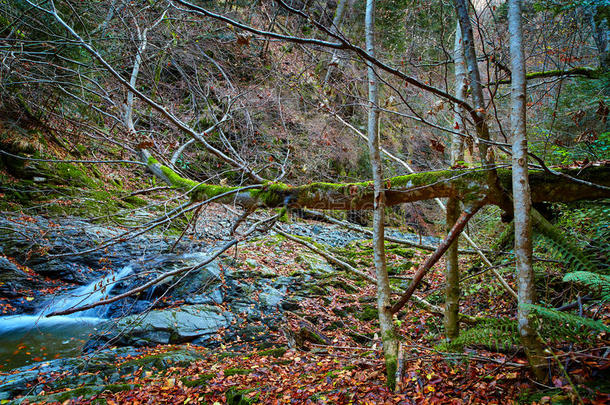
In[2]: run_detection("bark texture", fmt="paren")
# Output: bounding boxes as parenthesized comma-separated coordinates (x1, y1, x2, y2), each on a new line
(590, 5, 610, 72)
(445, 21, 467, 341)
(509, 0, 547, 382)
(365, 0, 398, 390)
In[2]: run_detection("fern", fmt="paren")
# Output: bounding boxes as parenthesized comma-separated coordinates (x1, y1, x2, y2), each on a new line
(563, 271, 610, 301)
(525, 303, 610, 335)
(532, 209, 598, 274)
(440, 317, 520, 352)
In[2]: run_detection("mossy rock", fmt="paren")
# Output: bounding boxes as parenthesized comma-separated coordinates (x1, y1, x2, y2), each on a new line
(120, 348, 205, 371)
(304, 284, 328, 296)
(388, 261, 414, 275)
(273, 359, 293, 366)
(103, 383, 140, 394)
(22, 386, 106, 404)
(295, 252, 334, 274)
(218, 351, 240, 360)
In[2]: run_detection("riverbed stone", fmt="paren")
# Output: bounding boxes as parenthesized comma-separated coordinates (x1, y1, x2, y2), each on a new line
(111, 304, 233, 345)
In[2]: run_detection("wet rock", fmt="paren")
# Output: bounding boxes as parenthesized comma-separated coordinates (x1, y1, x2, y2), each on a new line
(106, 304, 234, 346)
(0, 257, 37, 299)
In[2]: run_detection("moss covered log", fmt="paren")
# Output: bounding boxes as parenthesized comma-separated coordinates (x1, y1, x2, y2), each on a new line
(144, 152, 610, 211)
(490, 67, 602, 85)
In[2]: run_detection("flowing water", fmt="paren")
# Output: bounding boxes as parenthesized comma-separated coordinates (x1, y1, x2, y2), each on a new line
(0, 265, 132, 370)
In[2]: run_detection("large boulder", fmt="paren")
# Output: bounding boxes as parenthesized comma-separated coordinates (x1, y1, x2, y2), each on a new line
(105, 304, 234, 346)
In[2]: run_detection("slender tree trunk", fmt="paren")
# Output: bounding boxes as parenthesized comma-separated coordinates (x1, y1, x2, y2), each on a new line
(445, 197, 460, 340)
(452, 21, 468, 166)
(453, 0, 491, 165)
(445, 21, 468, 341)
(589, 5, 610, 72)
(365, 0, 398, 390)
(323, 0, 348, 85)
(508, 0, 547, 382)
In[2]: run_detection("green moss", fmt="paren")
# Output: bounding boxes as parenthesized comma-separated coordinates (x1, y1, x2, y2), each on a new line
(153, 160, 243, 202)
(384, 355, 398, 390)
(51, 162, 100, 188)
(159, 164, 199, 190)
(180, 373, 215, 387)
(122, 195, 148, 207)
(104, 383, 140, 393)
(223, 368, 253, 376)
(251, 181, 291, 206)
(53, 386, 105, 402)
(120, 349, 204, 370)
(218, 351, 240, 360)
(256, 347, 287, 358)
(386, 246, 415, 258)
(357, 305, 378, 322)
(322, 279, 358, 293)
(306, 285, 328, 296)
(226, 387, 259, 405)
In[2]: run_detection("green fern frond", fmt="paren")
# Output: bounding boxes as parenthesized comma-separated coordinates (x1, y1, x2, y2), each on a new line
(563, 271, 610, 300)
(525, 303, 610, 334)
(441, 317, 520, 352)
(532, 209, 598, 273)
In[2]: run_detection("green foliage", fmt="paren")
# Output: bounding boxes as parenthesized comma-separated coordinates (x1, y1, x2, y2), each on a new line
(226, 387, 259, 405)
(533, 210, 598, 274)
(530, 74, 610, 165)
(563, 271, 610, 300)
(223, 368, 253, 377)
(438, 317, 520, 352)
(525, 304, 610, 334)
(551, 202, 610, 274)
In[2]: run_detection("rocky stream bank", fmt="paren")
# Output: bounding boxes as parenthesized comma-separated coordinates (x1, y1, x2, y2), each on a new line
(0, 212, 435, 403)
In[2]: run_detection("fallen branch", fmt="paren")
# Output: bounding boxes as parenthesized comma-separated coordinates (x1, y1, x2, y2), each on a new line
(391, 204, 483, 314)
(331, 112, 518, 299)
(47, 214, 279, 317)
(273, 226, 445, 316)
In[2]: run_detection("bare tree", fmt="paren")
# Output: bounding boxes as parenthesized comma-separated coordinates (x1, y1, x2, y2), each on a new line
(445, 21, 467, 341)
(508, 0, 547, 382)
(364, 0, 399, 389)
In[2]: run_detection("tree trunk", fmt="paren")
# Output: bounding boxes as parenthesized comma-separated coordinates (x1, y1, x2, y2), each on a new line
(323, 0, 349, 85)
(365, 0, 398, 390)
(445, 21, 468, 341)
(508, 0, 547, 382)
(453, 0, 513, 216)
(445, 196, 460, 340)
(453, 0, 490, 165)
(589, 5, 610, 72)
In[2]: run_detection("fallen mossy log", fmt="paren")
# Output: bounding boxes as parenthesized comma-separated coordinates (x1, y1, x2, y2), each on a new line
(145, 154, 610, 210)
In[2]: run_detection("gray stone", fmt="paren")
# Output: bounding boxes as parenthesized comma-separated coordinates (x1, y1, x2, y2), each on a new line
(258, 285, 287, 308)
(295, 252, 334, 274)
(114, 304, 233, 345)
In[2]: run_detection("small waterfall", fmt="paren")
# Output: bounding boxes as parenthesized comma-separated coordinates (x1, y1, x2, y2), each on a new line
(0, 265, 133, 333)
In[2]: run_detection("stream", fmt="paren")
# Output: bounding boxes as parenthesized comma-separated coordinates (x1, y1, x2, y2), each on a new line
(0, 265, 132, 370)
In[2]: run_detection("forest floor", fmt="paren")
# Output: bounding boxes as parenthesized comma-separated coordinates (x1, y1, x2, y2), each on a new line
(2, 206, 607, 405)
